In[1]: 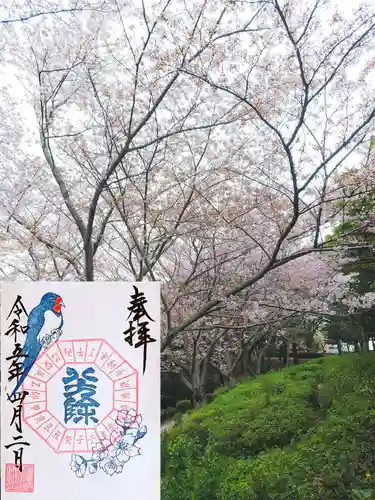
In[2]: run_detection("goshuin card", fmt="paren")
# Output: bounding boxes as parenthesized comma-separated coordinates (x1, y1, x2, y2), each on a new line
(1, 282, 160, 499)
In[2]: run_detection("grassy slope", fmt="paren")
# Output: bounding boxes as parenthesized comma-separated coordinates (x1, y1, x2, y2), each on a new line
(162, 353, 375, 500)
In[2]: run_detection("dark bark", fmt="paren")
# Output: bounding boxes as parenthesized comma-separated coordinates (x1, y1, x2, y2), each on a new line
(360, 339, 368, 353)
(192, 386, 204, 407)
(291, 342, 299, 364)
(282, 341, 288, 366)
(337, 339, 343, 355)
(84, 240, 94, 281)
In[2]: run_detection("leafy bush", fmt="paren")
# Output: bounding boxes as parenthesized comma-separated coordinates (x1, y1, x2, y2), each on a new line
(162, 353, 375, 499)
(205, 393, 214, 402)
(175, 399, 193, 413)
(163, 407, 177, 421)
(298, 351, 325, 359)
(173, 412, 183, 424)
(212, 385, 231, 399)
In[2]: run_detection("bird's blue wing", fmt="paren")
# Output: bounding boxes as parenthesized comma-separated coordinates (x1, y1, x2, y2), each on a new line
(22, 307, 44, 355)
(10, 308, 44, 397)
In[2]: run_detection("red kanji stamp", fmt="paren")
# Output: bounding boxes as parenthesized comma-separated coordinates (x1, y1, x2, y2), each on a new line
(5, 463, 35, 493)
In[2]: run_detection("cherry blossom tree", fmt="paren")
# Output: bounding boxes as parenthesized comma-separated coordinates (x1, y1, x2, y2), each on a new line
(0, 1, 112, 24)
(1, 0, 375, 401)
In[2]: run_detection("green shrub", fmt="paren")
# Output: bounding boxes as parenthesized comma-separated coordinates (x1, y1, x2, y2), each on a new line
(164, 407, 176, 420)
(205, 393, 214, 402)
(173, 412, 183, 424)
(162, 353, 375, 499)
(175, 399, 192, 413)
(213, 385, 230, 398)
(298, 351, 325, 359)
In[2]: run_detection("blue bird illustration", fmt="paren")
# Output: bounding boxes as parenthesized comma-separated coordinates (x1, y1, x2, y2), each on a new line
(10, 292, 65, 398)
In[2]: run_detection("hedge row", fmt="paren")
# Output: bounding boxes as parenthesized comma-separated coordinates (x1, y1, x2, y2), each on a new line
(162, 353, 375, 499)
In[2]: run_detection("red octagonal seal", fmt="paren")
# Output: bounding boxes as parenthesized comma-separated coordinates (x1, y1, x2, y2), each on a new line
(21, 339, 139, 454)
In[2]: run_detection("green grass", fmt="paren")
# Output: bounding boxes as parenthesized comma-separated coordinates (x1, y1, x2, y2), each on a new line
(162, 353, 375, 499)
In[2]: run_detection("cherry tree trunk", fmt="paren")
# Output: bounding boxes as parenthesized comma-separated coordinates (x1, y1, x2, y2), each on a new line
(254, 354, 263, 374)
(191, 365, 205, 407)
(360, 340, 368, 353)
(360, 328, 368, 353)
(291, 342, 299, 364)
(337, 339, 343, 355)
(192, 385, 205, 407)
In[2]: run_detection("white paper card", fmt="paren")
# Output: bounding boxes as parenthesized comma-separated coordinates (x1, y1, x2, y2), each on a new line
(1, 282, 160, 499)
